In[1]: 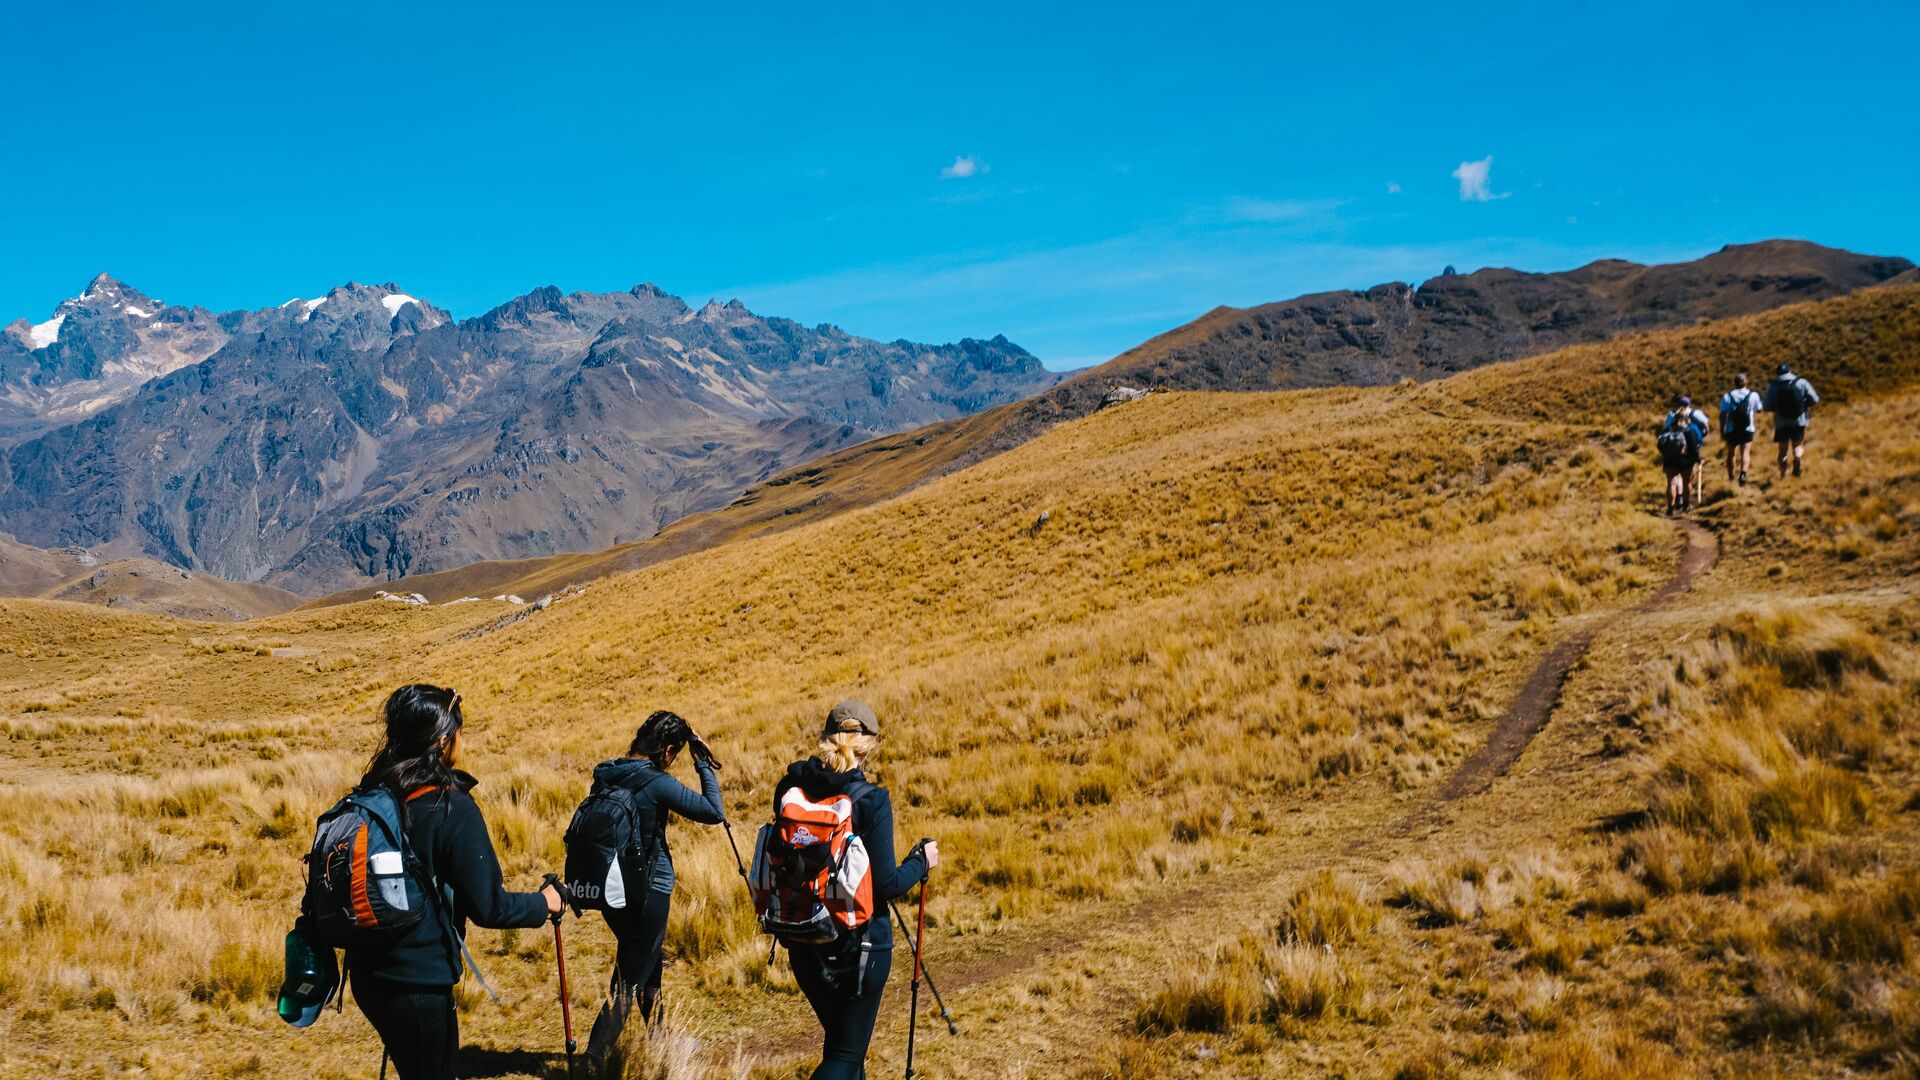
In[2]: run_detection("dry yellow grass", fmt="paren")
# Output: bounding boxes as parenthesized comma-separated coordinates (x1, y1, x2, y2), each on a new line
(1, 284, 1917, 1077)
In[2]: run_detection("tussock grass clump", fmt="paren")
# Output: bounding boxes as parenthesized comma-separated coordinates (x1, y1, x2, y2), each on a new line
(1522, 1022, 1694, 1079)
(1711, 605, 1889, 688)
(1135, 930, 1371, 1034)
(1389, 848, 1577, 926)
(1275, 869, 1377, 947)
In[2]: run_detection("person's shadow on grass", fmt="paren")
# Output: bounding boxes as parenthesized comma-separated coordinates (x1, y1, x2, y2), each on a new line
(448, 1045, 556, 1079)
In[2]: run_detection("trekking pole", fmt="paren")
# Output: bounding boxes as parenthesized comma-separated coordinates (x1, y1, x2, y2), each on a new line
(544, 875, 578, 1080)
(905, 873, 928, 1079)
(721, 817, 750, 883)
(888, 900, 957, 1035)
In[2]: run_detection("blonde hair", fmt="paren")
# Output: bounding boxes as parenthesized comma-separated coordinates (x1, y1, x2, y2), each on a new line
(816, 730, 878, 773)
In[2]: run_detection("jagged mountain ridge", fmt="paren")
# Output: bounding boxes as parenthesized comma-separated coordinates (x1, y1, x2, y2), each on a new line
(957, 239, 1916, 471)
(0, 277, 1054, 594)
(0, 275, 450, 446)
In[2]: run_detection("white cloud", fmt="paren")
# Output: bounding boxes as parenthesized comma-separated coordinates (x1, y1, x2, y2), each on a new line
(1386, 181, 1402, 195)
(1451, 156, 1509, 202)
(940, 155, 987, 180)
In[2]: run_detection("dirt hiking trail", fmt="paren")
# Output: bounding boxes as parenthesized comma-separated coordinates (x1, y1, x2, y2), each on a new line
(1438, 518, 1718, 799)
(733, 519, 1719, 1073)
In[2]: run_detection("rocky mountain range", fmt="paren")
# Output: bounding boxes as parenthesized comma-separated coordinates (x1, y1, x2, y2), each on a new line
(0, 278, 1055, 594)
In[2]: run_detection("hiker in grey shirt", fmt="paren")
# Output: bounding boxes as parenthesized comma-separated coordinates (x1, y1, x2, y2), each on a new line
(1763, 361, 1820, 479)
(1717, 372, 1764, 486)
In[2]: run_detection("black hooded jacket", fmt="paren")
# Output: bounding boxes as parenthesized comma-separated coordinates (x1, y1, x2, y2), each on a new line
(345, 771, 550, 989)
(773, 758, 929, 949)
(591, 755, 725, 893)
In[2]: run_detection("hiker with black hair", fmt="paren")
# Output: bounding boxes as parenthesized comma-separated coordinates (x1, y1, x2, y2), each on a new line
(573, 709, 725, 1074)
(1765, 361, 1820, 478)
(1681, 394, 1710, 506)
(1657, 395, 1706, 516)
(1718, 372, 1763, 486)
(766, 700, 939, 1080)
(344, 685, 563, 1080)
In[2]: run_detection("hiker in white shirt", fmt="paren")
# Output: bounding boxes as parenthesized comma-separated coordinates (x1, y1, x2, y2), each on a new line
(1717, 372, 1764, 486)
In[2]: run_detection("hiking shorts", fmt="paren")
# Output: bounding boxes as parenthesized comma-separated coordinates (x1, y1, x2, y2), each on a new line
(1724, 430, 1754, 447)
(1775, 424, 1806, 444)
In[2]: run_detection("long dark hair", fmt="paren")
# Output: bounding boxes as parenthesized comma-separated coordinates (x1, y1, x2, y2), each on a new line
(361, 684, 463, 797)
(628, 710, 692, 766)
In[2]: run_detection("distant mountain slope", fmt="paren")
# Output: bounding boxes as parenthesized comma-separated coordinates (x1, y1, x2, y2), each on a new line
(0, 279, 1055, 594)
(0, 533, 298, 620)
(317, 240, 1908, 606)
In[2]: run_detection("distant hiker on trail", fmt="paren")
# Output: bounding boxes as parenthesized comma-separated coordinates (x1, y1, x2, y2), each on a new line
(1681, 394, 1710, 505)
(1657, 395, 1706, 516)
(335, 685, 563, 1080)
(752, 700, 939, 1080)
(1718, 372, 1763, 486)
(563, 710, 726, 1075)
(1764, 361, 1820, 478)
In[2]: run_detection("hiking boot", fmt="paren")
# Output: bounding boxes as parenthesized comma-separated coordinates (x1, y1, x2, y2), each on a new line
(1792, 457, 1802, 478)
(1738, 471, 1748, 486)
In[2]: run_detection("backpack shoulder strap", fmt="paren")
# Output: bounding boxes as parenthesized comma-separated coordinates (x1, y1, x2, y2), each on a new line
(841, 780, 878, 828)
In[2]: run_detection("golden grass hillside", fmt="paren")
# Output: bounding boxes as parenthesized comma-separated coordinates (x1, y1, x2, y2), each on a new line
(1, 284, 1916, 1078)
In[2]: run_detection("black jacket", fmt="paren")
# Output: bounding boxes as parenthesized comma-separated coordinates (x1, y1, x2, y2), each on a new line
(591, 756, 725, 893)
(773, 758, 928, 949)
(345, 771, 549, 989)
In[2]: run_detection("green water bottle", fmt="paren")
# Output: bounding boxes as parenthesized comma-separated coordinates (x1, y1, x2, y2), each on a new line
(276, 922, 337, 1027)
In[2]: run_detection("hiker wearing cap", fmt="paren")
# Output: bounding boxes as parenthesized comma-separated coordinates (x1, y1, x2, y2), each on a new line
(1764, 361, 1820, 478)
(1657, 395, 1707, 515)
(342, 686, 563, 1080)
(1718, 372, 1764, 486)
(571, 710, 726, 1074)
(771, 700, 939, 1080)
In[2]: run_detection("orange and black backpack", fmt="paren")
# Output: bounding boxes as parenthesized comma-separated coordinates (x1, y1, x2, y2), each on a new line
(748, 781, 877, 947)
(302, 786, 434, 947)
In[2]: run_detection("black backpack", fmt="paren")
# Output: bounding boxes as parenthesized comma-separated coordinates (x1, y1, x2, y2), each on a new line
(563, 770, 666, 912)
(1656, 415, 1692, 464)
(302, 787, 434, 948)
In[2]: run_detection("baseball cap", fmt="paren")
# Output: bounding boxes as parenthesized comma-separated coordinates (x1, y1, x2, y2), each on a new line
(824, 700, 879, 737)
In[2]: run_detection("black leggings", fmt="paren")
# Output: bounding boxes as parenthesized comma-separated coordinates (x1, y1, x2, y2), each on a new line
(354, 977, 456, 1080)
(603, 888, 672, 995)
(584, 889, 673, 1074)
(790, 942, 894, 1080)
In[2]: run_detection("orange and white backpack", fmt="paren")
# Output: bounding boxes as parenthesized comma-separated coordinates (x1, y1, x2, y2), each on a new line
(748, 782, 875, 946)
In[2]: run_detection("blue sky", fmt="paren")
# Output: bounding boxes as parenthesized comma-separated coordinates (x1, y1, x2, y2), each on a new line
(3, 2, 1916, 370)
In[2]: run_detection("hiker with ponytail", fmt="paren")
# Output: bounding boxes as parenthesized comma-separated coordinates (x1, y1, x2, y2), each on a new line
(345, 684, 562, 1080)
(570, 709, 726, 1074)
(766, 700, 939, 1080)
